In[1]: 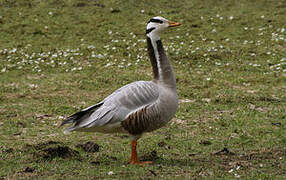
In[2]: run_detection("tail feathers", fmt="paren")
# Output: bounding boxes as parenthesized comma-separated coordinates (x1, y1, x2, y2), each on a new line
(60, 102, 104, 127)
(64, 127, 76, 134)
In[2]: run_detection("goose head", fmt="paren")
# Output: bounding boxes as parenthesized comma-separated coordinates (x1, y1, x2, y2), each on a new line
(146, 16, 181, 37)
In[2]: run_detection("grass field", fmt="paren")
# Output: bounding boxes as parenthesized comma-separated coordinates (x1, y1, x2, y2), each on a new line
(0, 0, 286, 179)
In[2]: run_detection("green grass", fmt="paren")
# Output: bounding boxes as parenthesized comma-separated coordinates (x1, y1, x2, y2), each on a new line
(0, 0, 286, 179)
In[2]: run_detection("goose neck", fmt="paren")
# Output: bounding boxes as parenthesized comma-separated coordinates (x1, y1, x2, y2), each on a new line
(146, 33, 176, 88)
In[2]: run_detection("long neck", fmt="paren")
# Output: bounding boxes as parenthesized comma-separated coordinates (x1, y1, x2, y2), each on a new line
(146, 33, 176, 88)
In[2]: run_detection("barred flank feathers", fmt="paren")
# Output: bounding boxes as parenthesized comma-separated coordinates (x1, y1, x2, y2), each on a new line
(122, 105, 153, 135)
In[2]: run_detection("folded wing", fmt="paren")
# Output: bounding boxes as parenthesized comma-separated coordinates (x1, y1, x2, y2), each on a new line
(61, 81, 159, 133)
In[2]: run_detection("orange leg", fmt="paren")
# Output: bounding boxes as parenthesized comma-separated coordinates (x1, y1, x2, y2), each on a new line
(129, 140, 152, 165)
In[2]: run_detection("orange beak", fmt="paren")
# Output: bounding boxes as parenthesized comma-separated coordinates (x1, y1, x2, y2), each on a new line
(168, 21, 181, 27)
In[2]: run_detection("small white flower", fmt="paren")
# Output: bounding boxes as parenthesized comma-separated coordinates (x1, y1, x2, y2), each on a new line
(206, 77, 211, 81)
(105, 63, 111, 67)
(108, 171, 114, 175)
(96, 54, 104, 58)
(28, 84, 38, 89)
(48, 11, 53, 16)
(10, 48, 17, 53)
(141, 9, 145, 13)
(234, 173, 240, 178)
(1, 67, 6, 73)
(88, 45, 95, 49)
(229, 16, 234, 20)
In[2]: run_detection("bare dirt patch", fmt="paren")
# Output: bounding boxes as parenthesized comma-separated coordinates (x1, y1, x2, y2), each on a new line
(208, 148, 286, 174)
(140, 150, 161, 162)
(76, 141, 100, 153)
(25, 141, 80, 161)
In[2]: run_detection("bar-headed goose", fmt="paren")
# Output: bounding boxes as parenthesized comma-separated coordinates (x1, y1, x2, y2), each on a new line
(61, 16, 181, 165)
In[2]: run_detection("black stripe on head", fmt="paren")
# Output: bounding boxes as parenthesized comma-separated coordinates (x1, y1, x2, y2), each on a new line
(146, 27, 155, 34)
(147, 18, 163, 24)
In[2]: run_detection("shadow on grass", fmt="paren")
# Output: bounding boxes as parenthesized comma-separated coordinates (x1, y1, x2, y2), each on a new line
(138, 150, 197, 167)
(155, 158, 197, 167)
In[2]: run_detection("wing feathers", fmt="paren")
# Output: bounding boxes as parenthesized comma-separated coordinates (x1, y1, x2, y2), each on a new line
(60, 102, 104, 127)
(61, 81, 159, 133)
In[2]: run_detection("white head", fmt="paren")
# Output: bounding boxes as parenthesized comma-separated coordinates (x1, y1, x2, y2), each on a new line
(146, 16, 181, 39)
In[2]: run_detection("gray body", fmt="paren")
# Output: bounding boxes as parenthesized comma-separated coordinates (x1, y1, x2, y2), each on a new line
(61, 17, 178, 140)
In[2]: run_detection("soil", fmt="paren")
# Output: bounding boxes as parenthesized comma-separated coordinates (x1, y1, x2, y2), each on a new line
(76, 141, 100, 153)
(140, 150, 160, 161)
(25, 141, 80, 161)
